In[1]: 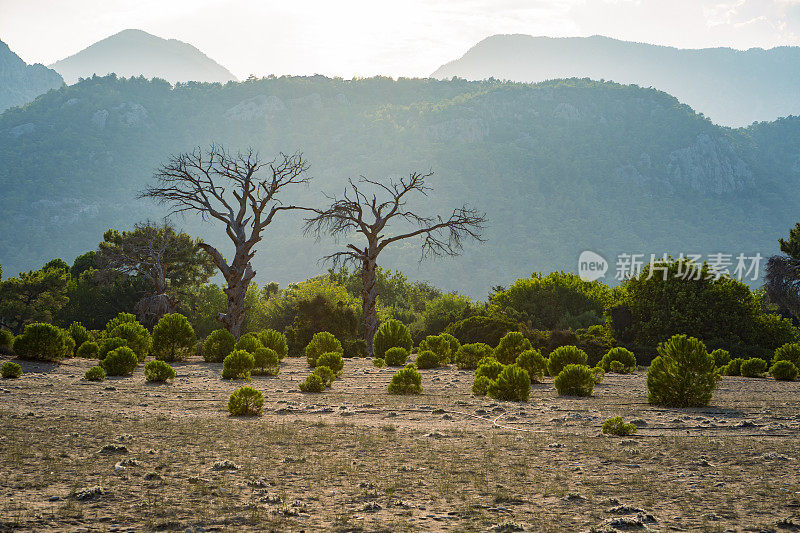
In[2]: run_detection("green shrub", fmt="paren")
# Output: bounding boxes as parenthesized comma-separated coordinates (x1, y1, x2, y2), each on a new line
(101, 346, 139, 376)
(228, 386, 264, 415)
(0, 329, 13, 350)
(313, 365, 336, 388)
(740, 357, 767, 378)
(373, 319, 413, 359)
(516, 349, 547, 383)
(725, 357, 744, 376)
(12, 323, 68, 362)
(76, 341, 99, 359)
(602, 417, 637, 436)
(299, 372, 326, 393)
(710, 349, 731, 368)
(773, 342, 800, 368)
(1, 361, 22, 378)
(475, 358, 505, 381)
(444, 315, 519, 346)
(68, 322, 90, 353)
(646, 335, 717, 407)
(488, 364, 530, 402)
(60, 331, 76, 358)
(440, 333, 461, 359)
(591, 366, 605, 384)
(418, 335, 454, 365)
(344, 338, 368, 358)
(151, 313, 195, 362)
(471, 375, 494, 396)
(554, 364, 595, 396)
(494, 332, 532, 365)
(384, 347, 409, 366)
(104, 312, 138, 335)
(415, 350, 439, 369)
(203, 329, 235, 363)
(221, 349, 255, 379)
(235, 332, 263, 354)
(316, 351, 344, 376)
(144, 360, 176, 382)
(547, 345, 589, 376)
(84, 365, 105, 381)
(454, 342, 494, 370)
(252, 347, 280, 376)
(388, 364, 423, 394)
(258, 329, 288, 360)
(108, 322, 151, 363)
(373, 358, 386, 367)
(770, 360, 798, 381)
(599, 347, 636, 373)
(99, 337, 128, 360)
(306, 332, 343, 367)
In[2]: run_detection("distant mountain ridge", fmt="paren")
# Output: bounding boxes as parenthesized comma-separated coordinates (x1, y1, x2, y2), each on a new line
(0, 40, 63, 113)
(50, 29, 237, 84)
(432, 34, 800, 127)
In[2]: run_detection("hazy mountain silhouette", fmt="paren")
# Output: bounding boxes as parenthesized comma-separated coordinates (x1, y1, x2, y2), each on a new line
(50, 29, 237, 85)
(432, 34, 800, 127)
(0, 40, 63, 112)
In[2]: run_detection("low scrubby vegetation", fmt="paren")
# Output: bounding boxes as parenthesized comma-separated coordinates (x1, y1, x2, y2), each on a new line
(554, 364, 594, 396)
(1, 361, 22, 379)
(602, 416, 637, 436)
(144, 360, 176, 382)
(221, 350, 255, 380)
(227, 386, 264, 416)
(388, 364, 423, 394)
(647, 335, 717, 407)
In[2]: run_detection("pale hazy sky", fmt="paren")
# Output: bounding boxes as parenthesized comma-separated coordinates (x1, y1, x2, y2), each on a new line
(2, 0, 800, 79)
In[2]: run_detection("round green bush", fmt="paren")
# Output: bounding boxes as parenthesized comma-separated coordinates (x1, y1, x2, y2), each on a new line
(415, 350, 439, 369)
(475, 358, 505, 381)
(770, 360, 798, 381)
(373, 319, 413, 359)
(440, 333, 461, 358)
(384, 347, 409, 366)
(76, 341, 99, 359)
(591, 366, 605, 384)
(599, 347, 637, 373)
(99, 337, 128, 361)
(258, 329, 288, 360)
(646, 335, 717, 407)
(235, 332, 263, 354)
(101, 346, 139, 376)
(299, 372, 326, 393)
(60, 331, 76, 358)
(444, 315, 518, 346)
(609, 360, 625, 373)
(68, 322, 90, 354)
(316, 351, 344, 375)
(602, 417, 637, 436)
(388, 364, 423, 395)
(773, 342, 800, 368)
(0, 329, 13, 350)
(471, 375, 494, 396)
(548, 345, 589, 376)
(516, 349, 547, 383)
(203, 329, 235, 363)
(710, 349, 731, 368)
(494, 332, 532, 365)
(306, 332, 343, 367)
(151, 313, 195, 362)
(1, 361, 22, 378)
(418, 335, 454, 365)
(108, 321, 151, 363)
(454, 343, 494, 370)
(144, 360, 176, 382)
(554, 364, 595, 396)
(228, 386, 264, 415)
(373, 358, 386, 367)
(222, 349, 255, 379)
(104, 312, 138, 335)
(488, 364, 530, 402)
(252, 347, 280, 376)
(12, 323, 68, 362)
(313, 365, 336, 388)
(84, 365, 105, 381)
(740, 357, 767, 378)
(725, 357, 745, 376)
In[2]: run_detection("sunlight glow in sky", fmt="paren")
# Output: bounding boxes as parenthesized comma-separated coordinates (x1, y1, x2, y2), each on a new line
(2, 0, 800, 79)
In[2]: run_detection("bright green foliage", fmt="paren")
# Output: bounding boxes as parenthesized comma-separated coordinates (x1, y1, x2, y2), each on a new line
(151, 313, 195, 362)
(444, 315, 519, 346)
(252, 347, 280, 376)
(373, 358, 386, 367)
(84, 365, 105, 381)
(610, 360, 625, 373)
(316, 351, 344, 375)
(144, 360, 176, 382)
(221, 350, 255, 379)
(76, 341, 99, 359)
(60, 330, 76, 358)
(202, 329, 235, 363)
(0, 261, 70, 334)
(599, 347, 637, 373)
(770, 360, 798, 381)
(602, 417, 637, 436)
(418, 293, 475, 339)
(228, 386, 264, 416)
(471, 375, 494, 396)
(384, 346, 409, 366)
(454, 342, 494, 370)
(373, 319, 413, 359)
(516, 349, 547, 383)
(646, 335, 717, 407)
(12, 322, 68, 361)
(101, 346, 139, 376)
(1, 361, 22, 378)
(547, 345, 589, 376)
(306, 332, 343, 367)
(388, 364, 423, 395)
(475, 358, 505, 381)
(773, 343, 800, 368)
(68, 322, 90, 352)
(488, 364, 530, 402)
(725, 358, 745, 376)
(710, 349, 731, 368)
(0, 329, 12, 350)
(313, 365, 336, 388)
(740, 357, 767, 378)
(494, 331, 532, 365)
(104, 312, 138, 335)
(235, 333, 263, 354)
(299, 373, 326, 393)
(99, 337, 128, 360)
(554, 364, 595, 396)
(415, 350, 439, 369)
(258, 329, 288, 360)
(108, 321, 152, 363)
(591, 366, 605, 384)
(418, 335, 454, 365)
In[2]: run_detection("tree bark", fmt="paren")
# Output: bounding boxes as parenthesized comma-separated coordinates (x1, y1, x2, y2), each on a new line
(199, 242, 255, 339)
(361, 255, 378, 357)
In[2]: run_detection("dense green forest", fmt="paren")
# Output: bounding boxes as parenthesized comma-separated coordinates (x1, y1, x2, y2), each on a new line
(1, 74, 799, 297)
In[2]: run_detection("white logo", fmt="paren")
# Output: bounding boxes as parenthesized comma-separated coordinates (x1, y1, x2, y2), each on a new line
(578, 251, 608, 281)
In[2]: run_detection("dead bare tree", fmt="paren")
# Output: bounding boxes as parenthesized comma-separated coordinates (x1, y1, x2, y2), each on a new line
(303, 171, 486, 355)
(141, 145, 310, 338)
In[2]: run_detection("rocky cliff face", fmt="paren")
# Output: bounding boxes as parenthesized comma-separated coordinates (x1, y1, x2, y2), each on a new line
(0, 40, 63, 113)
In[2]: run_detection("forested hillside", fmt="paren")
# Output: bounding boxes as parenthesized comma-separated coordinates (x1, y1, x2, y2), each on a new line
(1, 74, 797, 297)
(0, 40, 63, 112)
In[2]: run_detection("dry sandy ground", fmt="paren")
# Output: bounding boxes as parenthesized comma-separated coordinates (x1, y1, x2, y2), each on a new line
(1, 355, 799, 532)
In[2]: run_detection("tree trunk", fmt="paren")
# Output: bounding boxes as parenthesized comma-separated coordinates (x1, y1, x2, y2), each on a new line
(199, 242, 255, 339)
(361, 257, 378, 357)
